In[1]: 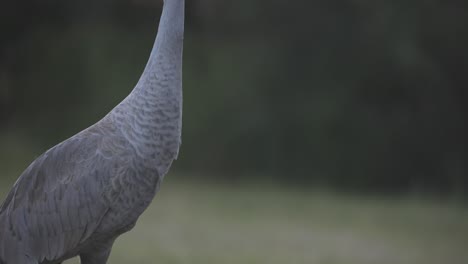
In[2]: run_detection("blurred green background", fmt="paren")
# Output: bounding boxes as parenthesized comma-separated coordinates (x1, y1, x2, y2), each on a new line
(1, 0, 467, 263)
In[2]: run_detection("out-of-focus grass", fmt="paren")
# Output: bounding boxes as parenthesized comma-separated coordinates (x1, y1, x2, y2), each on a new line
(0, 181, 467, 264)
(53, 179, 466, 264)
(0, 135, 467, 264)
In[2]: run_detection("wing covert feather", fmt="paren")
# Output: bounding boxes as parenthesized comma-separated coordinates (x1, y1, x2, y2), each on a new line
(0, 123, 127, 262)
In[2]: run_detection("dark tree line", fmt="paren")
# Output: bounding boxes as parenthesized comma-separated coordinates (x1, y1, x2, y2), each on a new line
(0, 0, 467, 194)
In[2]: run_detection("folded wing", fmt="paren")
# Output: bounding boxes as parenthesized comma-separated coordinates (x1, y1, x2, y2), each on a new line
(0, 124, 124, 263)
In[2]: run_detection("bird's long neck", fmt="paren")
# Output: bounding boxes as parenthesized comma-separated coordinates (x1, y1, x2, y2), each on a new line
(138, 0, 184, 92)
(111, 0, 185, 171)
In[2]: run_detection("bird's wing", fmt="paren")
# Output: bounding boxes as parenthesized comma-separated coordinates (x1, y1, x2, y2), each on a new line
(0, 121, 129, 262)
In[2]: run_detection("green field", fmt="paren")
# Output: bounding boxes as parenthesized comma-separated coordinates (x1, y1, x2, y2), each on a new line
(0, 170, 467, 263)
(36, 178, 467, 264)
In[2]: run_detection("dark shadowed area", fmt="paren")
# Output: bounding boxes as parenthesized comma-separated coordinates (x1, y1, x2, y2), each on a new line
(1, 0, 467, 263)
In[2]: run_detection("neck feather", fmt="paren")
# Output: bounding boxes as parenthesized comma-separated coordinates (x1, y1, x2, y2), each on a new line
(111, 0, 185, 167)
(141, 0, 185, 88)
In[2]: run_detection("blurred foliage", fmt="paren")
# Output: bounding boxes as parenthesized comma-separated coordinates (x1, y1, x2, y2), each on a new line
(0, 0, 467, 195)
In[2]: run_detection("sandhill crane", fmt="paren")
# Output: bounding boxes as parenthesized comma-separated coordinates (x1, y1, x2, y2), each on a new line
(0, 0, 184, 263)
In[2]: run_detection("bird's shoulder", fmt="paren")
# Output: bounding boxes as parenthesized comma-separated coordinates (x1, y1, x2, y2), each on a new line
(0, 117, 136, 261)
(0, 116, 132, 214)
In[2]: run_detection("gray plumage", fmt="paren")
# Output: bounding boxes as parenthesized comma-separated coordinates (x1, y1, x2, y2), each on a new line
(0, 0, 184, 263)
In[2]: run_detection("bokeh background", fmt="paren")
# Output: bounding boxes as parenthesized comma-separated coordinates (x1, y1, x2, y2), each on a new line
(1, 0, 467, 263)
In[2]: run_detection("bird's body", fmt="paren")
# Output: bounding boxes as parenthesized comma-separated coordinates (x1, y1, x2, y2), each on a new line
(0, 0, 184, 263)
